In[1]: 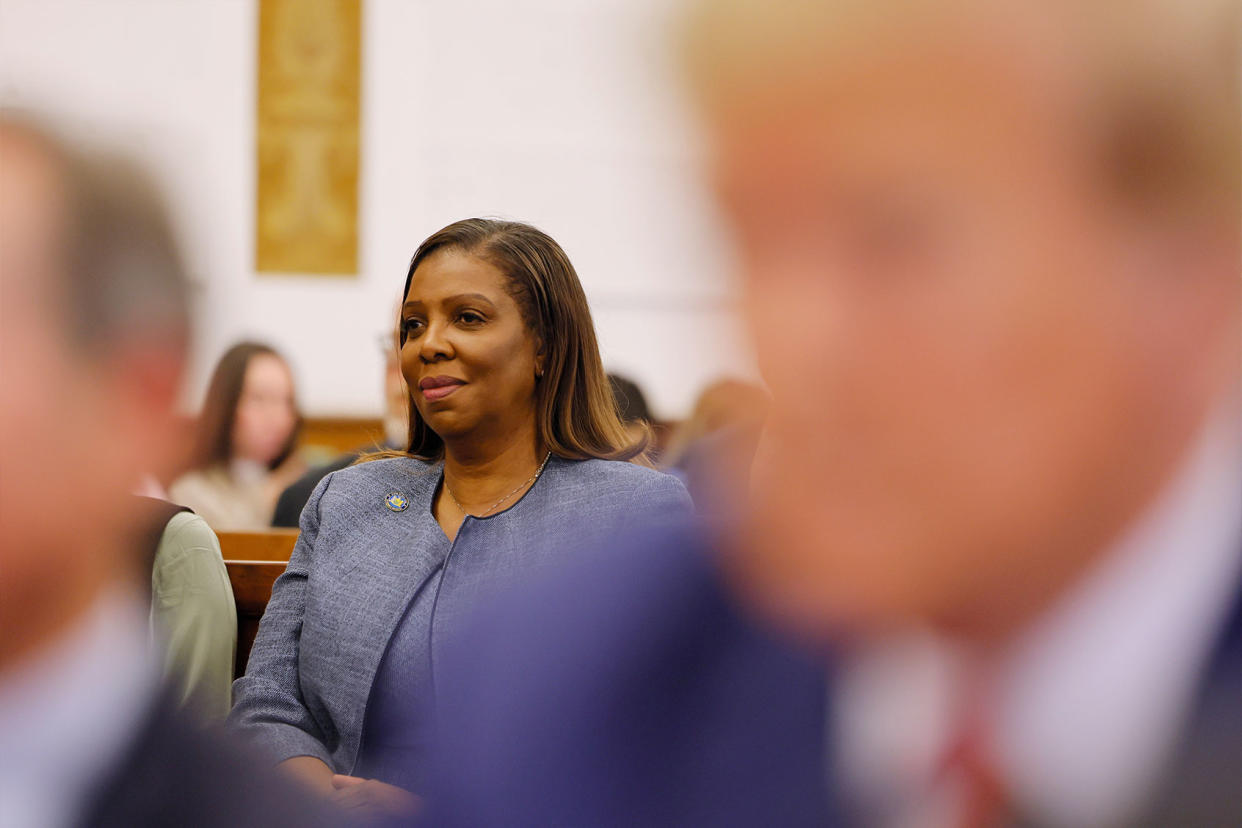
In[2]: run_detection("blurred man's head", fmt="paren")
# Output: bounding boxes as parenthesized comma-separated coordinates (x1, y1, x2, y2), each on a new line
(0, 117, 191, 668)
(684, 0, 1240, 641)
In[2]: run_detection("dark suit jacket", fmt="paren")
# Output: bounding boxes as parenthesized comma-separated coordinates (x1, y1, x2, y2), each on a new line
(79, 685, 352, 827)
(430, 523, 837, 827)
(429, 522, 1242, 827)
(271, 454, 356, 528)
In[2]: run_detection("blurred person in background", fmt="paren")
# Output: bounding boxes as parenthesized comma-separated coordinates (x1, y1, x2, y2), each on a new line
(272, 325, 408, 528)
(229, 218, 691, 819)
(171, 341, 305, 530)
(662, 377, 769, 511)
(429, 1, 1242, 826)
(0, 115, 344, 827)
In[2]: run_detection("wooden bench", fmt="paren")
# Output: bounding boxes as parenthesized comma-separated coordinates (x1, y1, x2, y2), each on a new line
(218, 528, 300, 562)
(219, 530, 299, 678)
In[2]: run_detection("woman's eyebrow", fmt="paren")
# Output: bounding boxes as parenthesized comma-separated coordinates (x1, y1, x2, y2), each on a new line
(403, 293, 496, 310)
(443, 292, 496, 307)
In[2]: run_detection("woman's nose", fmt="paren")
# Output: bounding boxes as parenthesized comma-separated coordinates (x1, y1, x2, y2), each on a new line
(418, 321, 453, 362)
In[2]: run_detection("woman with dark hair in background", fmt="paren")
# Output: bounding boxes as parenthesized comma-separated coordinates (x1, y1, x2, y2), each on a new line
(229, 219, 692, 817)
(170, 342, 304, 530)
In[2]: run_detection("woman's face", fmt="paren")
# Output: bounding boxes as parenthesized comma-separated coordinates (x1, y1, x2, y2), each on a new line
(231, 353, 297, 466)
(400, 249, 541, 447)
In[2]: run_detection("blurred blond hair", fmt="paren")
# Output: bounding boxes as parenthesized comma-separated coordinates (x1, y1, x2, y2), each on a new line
(681, 0, 1239, 212)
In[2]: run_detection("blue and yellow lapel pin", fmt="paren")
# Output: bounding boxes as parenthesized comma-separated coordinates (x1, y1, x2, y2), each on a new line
(384, 491, 410, 512)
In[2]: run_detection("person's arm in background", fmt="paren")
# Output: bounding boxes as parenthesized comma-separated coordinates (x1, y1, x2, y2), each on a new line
(149, 511, 237, 720)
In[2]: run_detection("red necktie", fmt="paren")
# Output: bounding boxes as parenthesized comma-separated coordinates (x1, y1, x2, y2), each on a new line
(935, 700, 1010, 828)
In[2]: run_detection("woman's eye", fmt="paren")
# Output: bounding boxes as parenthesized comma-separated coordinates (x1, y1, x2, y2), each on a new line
(458, 311, 485, 325)
(400, 318, 424, 337)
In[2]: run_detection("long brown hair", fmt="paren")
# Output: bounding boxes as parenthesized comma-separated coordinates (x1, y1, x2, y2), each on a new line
(381, 218, 647, 464)
(192, 342, 301, 471)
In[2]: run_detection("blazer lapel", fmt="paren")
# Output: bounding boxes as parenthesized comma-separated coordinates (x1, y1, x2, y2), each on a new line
(315, 461, 451, 769)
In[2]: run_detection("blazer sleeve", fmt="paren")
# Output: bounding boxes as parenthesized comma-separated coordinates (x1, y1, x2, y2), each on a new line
(227, 474, 334, 768)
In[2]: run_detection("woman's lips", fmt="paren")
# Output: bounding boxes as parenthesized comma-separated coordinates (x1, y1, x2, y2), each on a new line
(422, 384, 461, 401)
(419, 377, 465, 401)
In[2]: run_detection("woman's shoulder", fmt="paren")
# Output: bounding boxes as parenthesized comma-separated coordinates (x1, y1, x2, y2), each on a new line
(151, 512, 226, 588)
(317, 454, 439, 497)
(552, 457, 690, 502)
(534, 457, 694, 522)
(160, 510, 220, 551)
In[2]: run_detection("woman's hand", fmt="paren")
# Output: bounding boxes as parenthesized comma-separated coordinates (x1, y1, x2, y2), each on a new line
(330, 774, 422, 820)
(278, 755, 336, 795)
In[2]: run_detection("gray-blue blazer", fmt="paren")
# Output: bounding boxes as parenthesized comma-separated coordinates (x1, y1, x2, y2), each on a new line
(227, 454, 692, 774)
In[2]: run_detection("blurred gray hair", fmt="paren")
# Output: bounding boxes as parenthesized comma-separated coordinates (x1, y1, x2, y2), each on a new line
(0, 113, 192, 358)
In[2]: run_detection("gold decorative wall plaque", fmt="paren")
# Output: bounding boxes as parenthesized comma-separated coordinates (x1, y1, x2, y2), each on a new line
(255, 0, 361, 275)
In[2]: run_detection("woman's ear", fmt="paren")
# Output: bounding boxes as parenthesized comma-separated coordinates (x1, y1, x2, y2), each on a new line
(535, 342, 547, 379)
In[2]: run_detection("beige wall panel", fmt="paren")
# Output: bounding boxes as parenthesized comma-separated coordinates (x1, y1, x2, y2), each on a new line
(256, 0, 361, 274)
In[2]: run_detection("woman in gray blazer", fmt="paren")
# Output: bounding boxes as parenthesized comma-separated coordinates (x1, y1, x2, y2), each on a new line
(228, 219, 692, 817)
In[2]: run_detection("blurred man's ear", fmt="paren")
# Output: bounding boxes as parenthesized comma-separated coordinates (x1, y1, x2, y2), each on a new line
(1120, 210, 1242, 416)
(102, 340, 191, 483)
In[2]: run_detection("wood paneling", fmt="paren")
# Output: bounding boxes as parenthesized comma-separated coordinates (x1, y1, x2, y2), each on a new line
(226, 560, 288, 679)
(221, 530, 298, 678)
(298, 416, 385, 457)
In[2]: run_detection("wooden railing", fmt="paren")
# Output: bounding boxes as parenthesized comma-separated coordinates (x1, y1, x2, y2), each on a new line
(219, 530, 299, 679)
(218, 528, 300, 561)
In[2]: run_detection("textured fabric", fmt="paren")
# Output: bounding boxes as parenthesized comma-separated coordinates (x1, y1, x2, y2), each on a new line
(353, 567, 444, 791)
(228, 454, 692, 780)
(149, 510, 237, 721)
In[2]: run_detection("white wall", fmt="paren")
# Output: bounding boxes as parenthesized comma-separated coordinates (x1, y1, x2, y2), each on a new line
(0, 0, 753, 420)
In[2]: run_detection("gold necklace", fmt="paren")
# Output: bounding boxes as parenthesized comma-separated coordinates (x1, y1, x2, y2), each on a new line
(444, 452, 552, 518)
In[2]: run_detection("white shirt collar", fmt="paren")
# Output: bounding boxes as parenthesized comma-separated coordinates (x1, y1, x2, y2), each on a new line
(835, 408, 1242, 828)
(995, 408, 1242, 826)
(0, 587, 159, 828)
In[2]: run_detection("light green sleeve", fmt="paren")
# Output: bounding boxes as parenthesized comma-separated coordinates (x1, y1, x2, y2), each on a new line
(149, 511, 238, 721)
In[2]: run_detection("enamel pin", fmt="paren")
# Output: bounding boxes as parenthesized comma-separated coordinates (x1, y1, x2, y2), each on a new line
(384, 492, 410, 512)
